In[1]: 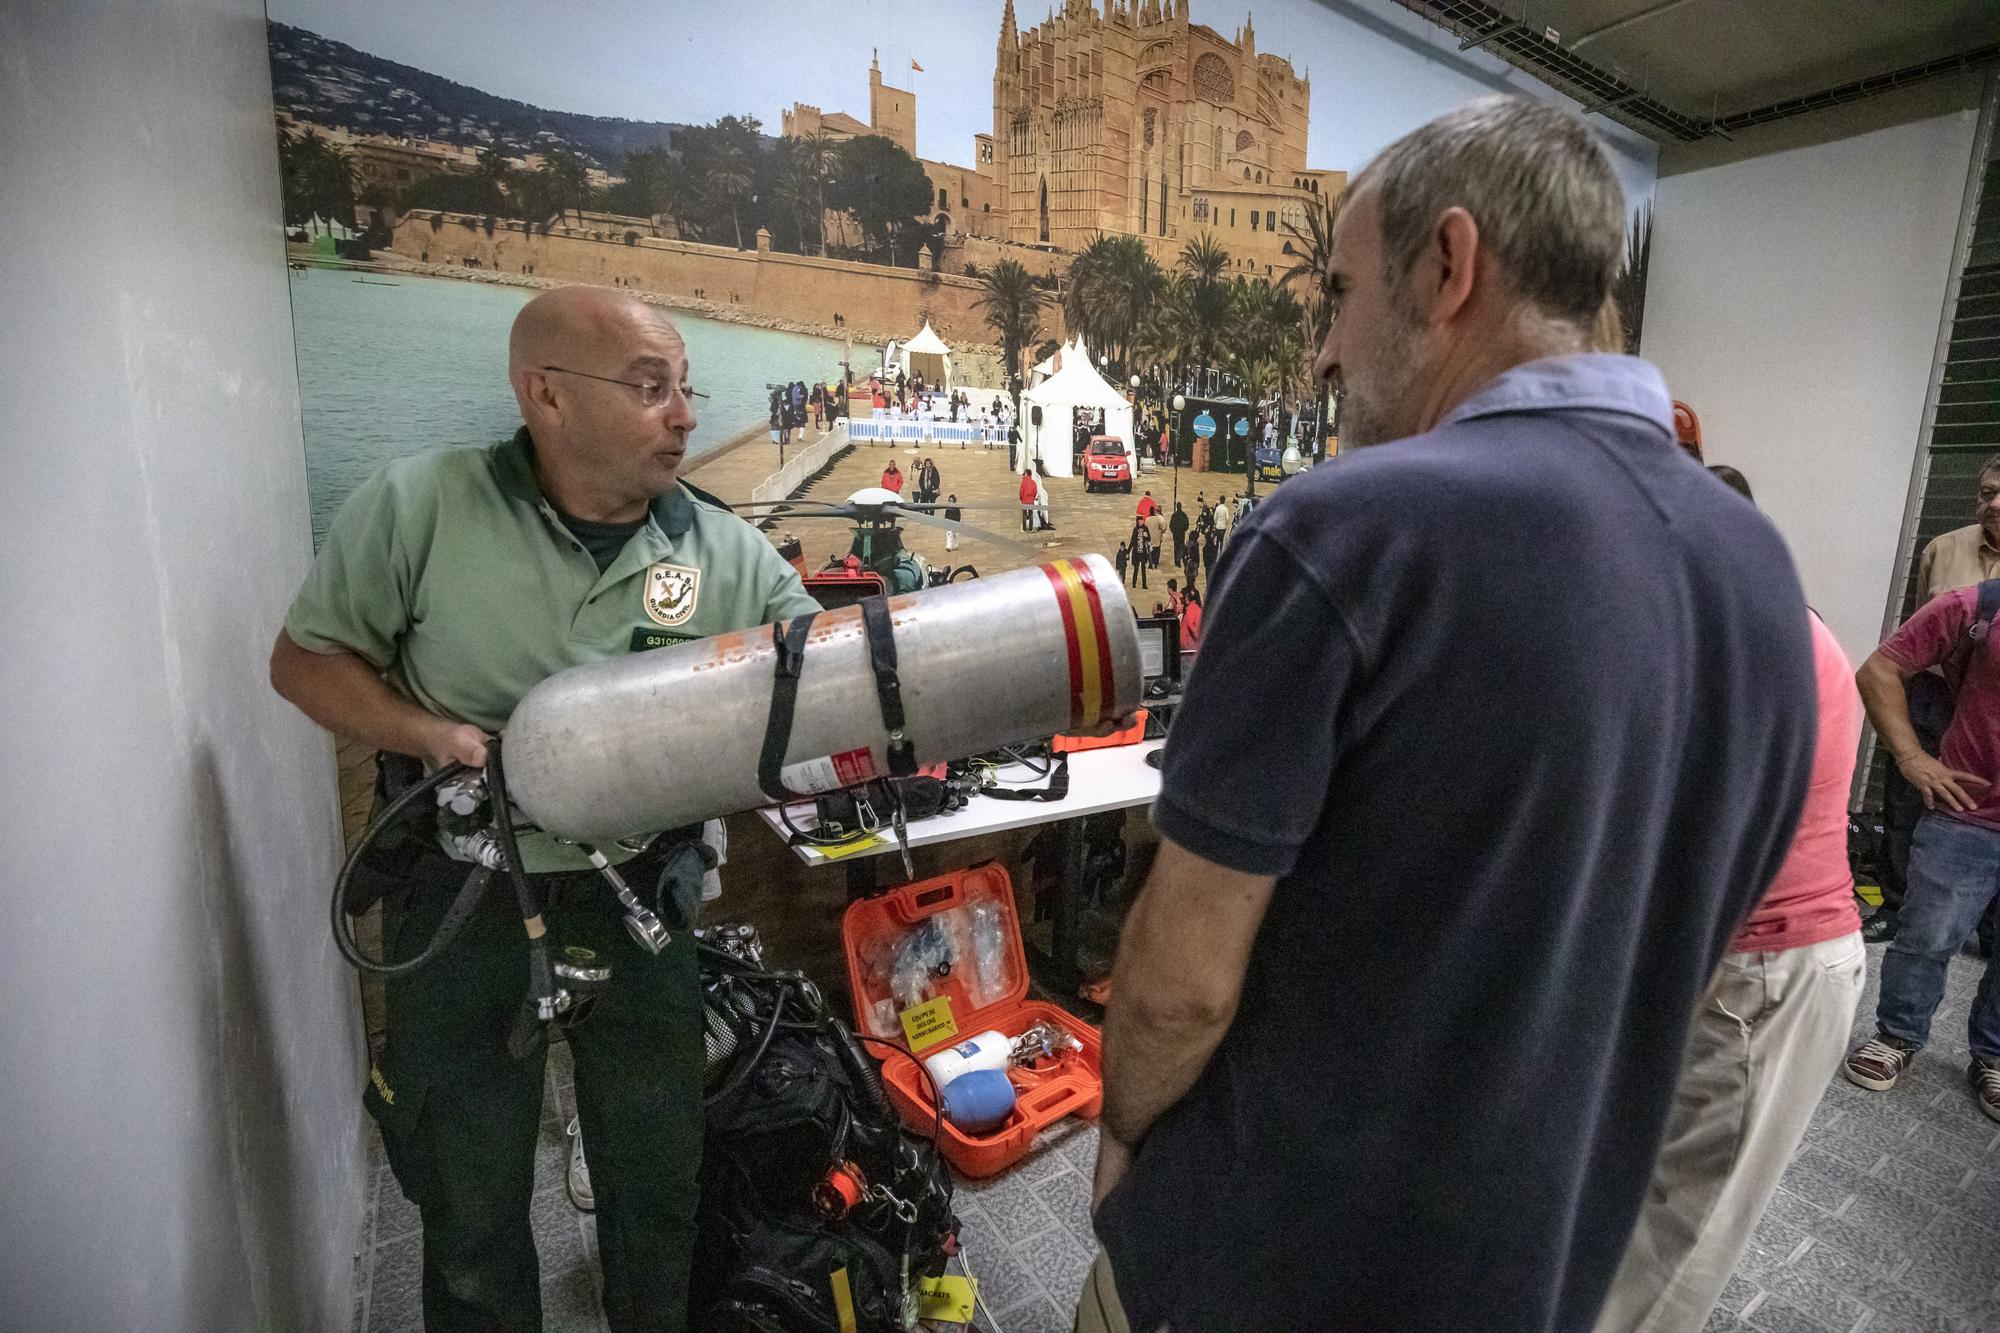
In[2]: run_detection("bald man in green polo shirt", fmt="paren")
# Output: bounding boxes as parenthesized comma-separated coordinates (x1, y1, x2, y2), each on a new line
(272, 286, 816, 1332)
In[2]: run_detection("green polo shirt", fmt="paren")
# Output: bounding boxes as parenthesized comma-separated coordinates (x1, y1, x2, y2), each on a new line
(286, 427, 818, 870)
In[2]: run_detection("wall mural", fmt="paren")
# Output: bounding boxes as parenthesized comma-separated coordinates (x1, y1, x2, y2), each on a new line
(268, 0, 1657, 536)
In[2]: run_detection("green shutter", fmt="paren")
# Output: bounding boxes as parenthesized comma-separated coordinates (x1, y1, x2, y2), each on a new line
(1864, 93, 1999, 812)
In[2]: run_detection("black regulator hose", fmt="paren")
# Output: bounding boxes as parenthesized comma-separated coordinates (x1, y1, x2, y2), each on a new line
(332, 760, 489, 975)
(487, 736, 560, 1061)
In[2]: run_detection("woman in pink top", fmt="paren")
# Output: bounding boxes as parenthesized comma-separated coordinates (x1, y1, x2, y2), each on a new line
(1178, 587, 1202, 652)
(1597, 473, 1866, 1332)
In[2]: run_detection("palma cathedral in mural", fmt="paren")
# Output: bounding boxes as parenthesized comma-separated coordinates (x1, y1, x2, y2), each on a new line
(786, 0, 1344, 283)
(995, 0, 1342, 276)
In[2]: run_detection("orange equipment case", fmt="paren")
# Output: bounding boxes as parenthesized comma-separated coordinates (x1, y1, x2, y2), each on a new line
(1051, 708, 1148, 754)
(842, 864, 1102, 1178)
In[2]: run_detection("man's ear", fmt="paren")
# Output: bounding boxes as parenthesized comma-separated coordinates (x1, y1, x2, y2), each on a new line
(514, 368, 559, 421)
(1419, 205, 1481, 327)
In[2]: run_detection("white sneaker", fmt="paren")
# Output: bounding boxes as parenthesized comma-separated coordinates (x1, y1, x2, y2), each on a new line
(565, 1116, 594, 1212)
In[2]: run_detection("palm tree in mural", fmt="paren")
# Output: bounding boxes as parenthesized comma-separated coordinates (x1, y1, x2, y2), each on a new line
(1178, 231, 1230, 287)
(1230, 351, 1281, 474)
(1176, 233, 1234, 374)
(1103, 236, 1165, 374)
(771, 143, 818, 255)
(1279, 194, 1342, 346)
(604, 145, 681, 230)
(1062, 236, 1119, 356)
(278, 127, 358, 229)
(799, 131, 842, 255)
(1279, 195, 1342, 447)
(975, 259, 1048, 422)
(1614, 204, 1652, 354)
(1063, 234, 1164, 374)
(706, 146, 754, 249)
(1225, 276, 1309, 469)
(1131, 273, 1187, 398)
(524, 145, 594, 224)
(471, 147, 513, 209)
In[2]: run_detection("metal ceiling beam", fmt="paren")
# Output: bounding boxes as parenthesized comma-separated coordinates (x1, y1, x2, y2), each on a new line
(1570, 0, 1704, 53)
(1579, 87, 1645, 117)
(1459, 18, 1519, 52)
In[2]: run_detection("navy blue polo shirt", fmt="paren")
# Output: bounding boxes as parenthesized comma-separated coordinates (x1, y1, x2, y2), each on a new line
(1095, 355, 1816, 1331)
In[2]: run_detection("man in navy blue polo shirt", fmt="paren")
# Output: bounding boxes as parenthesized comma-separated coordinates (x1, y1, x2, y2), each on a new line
(1080, 97, 1817, 1333)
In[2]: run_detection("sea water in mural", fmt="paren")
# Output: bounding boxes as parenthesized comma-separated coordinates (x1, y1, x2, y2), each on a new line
(289, 269, 842, 544)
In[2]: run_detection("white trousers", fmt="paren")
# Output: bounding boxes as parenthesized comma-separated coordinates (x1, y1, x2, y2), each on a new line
(1594, 931, 1866, 1332)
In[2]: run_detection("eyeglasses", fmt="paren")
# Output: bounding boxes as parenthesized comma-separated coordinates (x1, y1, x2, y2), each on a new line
(540, 365, 708, 409)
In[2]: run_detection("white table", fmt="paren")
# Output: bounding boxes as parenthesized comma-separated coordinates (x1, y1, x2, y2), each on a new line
(755, 739, 1164, 989)
(755, 739, 1163, 867)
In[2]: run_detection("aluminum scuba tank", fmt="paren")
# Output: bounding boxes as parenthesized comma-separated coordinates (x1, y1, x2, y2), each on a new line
(502, 555, 1142, 843)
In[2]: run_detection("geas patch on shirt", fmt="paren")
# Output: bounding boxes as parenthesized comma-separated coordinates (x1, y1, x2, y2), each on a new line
(643, 562, 701, 627)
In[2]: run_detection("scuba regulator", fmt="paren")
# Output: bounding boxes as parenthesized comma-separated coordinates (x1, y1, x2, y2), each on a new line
(331, 734, 706, 1059)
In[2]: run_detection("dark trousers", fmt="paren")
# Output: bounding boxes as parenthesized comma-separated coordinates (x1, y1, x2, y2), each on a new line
(369, 848, 704, 1332)
(1171, 534, 1185, 566)
(1130, 552, 1148, 588)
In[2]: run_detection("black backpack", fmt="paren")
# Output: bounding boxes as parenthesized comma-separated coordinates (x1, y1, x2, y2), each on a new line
(690, 939, 957, 1332)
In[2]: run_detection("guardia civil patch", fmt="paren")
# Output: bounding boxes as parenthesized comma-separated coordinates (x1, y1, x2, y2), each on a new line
(643, 562, 701, 627)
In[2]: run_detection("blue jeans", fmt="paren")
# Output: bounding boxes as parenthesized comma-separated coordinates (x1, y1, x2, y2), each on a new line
(1876, 813, 2000, 1058)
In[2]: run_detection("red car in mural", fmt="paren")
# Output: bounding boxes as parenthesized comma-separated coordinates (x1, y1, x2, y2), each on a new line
(1082, 436, 1132, 493)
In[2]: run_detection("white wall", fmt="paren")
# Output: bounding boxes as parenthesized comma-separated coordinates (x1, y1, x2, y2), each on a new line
(1640, 88, 1983, 667)
(0, 3, 364, 1329)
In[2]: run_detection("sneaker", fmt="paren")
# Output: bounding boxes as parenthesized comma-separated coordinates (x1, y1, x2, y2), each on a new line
(1971, 1058, 2000, 1123)
(565, 1116, 594, 1212)
(1861, 912, 1900, 945)
(1844, 1035, 1920, 1091)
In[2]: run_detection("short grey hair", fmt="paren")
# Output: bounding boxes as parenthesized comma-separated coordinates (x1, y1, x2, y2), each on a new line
(1351, 95, 1625, 327)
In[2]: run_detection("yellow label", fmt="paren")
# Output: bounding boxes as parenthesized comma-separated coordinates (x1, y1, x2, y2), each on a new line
(830, 1266, 857, 1333)
(816, 833, 887, 861)
(1856, 880, 1884, 908)
(915, 1274, 978, 1322)
(899, 994, 959, 1052)
(368, 1066, 394, 1106)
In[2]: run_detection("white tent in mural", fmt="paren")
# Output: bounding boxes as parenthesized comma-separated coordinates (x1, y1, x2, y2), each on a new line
(1020, 352, 1132, 478)
(1028, 333, 1095, 388)
(303, 213, 356, 241)
(894, 320, 953, 390)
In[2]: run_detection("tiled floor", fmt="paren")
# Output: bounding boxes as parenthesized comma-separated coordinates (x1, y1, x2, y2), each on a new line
(353, 943, 2000, 1332)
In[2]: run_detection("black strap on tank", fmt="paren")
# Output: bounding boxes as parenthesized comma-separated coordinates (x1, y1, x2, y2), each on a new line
(757, 611, 819, 803)
(858, 595, 917, 778)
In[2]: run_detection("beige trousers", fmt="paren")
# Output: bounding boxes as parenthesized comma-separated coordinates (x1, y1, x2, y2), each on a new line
(1073, 1251, 1134, 1333)
(1594, 931, 1866, 1333)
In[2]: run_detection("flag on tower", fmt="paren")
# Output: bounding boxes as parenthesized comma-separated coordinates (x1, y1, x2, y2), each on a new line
(911, 58, 924, 72)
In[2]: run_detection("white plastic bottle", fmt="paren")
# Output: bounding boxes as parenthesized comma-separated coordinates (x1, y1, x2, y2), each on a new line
(922, 1029, 1012, 1089)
